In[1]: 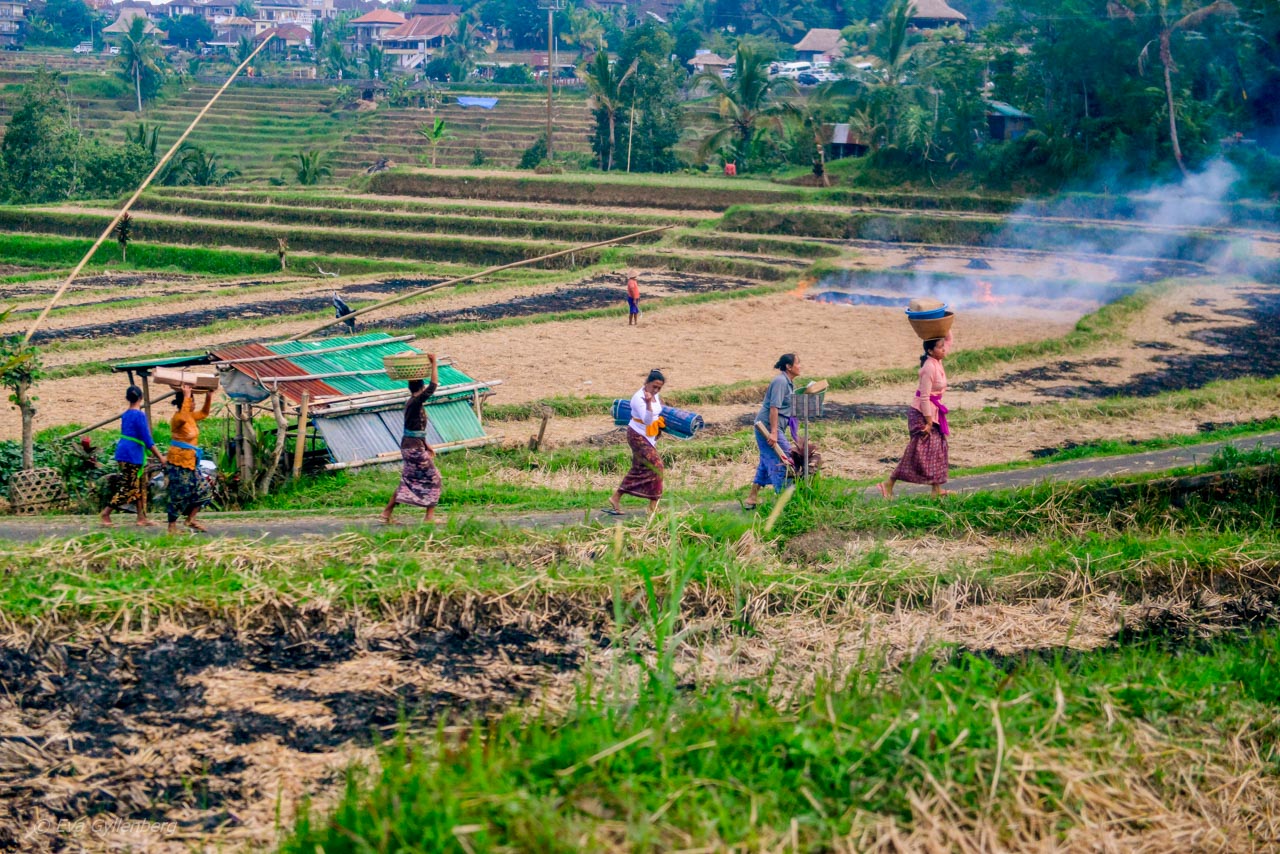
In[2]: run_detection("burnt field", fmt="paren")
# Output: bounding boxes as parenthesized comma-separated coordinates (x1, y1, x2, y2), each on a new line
(22, 271, 752, 344)
(0, 617, 586, 845)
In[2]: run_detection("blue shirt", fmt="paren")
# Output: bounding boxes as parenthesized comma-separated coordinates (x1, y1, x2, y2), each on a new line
(114, 408, 154, 465)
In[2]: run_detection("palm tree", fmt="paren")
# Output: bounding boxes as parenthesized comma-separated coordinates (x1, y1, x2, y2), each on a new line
(750, 8, 802, 42)
(562, 6, 605, 59)
(417, 118, 452, 167)
(1109, 0, 1237, 176)
(694, 41, 797, 171)
(442, 14, 482, 81)
(118, 16, 165, 112)
(581, 51, 637, 171)
(365, 43, 386, 78)
(183, 147, 240, 186)
(287, 150, 331, 185)
(236, 35, 255, 65)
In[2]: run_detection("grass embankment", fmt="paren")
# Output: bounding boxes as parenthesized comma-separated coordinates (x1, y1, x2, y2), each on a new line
(0, 233, 423, 278)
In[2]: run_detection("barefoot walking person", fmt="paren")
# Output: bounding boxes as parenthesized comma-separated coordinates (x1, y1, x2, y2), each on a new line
(382, 354, 443, 525)
(880, 332, 954, 498)
(625, 272, 641, 326)
(606, 369, 666, 516)
(166, 382, 213, 534)
(100, 385, 166, 527)
(745, 354, 800, 509)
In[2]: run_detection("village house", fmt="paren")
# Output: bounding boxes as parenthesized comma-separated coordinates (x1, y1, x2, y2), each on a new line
(985, 100, 1034, 140)
(908, 0, 968, 31)
(196, 0, 237, 23)
(256, 21, 311, 55)
(378, 14, 457, 69)
(0, 0, 25, 48)
(350, 7, 405, 49)
(103, 5, 160, 38)
(793, 28, 844, 65)
(688, 50, 731, 74)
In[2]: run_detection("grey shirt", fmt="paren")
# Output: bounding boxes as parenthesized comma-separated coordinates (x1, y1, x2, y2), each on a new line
(756, 373, 794, 426)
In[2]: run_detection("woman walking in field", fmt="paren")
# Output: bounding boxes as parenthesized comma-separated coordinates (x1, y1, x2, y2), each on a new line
(744, 353, 800, 510)
(605, 369, 666, 516)
(381, 353, 443, 525)
(100, 385, 166, 527)
(879, 331, 954, 498)
(166, 382, 213, 534)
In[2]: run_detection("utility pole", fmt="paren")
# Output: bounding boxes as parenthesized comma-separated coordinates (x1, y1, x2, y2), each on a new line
(538, 0, 564, 161)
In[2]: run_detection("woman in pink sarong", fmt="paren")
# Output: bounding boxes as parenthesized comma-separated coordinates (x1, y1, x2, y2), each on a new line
(879, 331, 953, 498)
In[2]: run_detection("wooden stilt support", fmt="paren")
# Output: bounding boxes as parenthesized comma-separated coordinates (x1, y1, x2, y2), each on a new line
(292, 392, 310, 479)
(140, 374, 153, 430)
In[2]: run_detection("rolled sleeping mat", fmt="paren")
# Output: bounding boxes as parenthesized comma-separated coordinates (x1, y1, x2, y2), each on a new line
(611, 400, 705, 439)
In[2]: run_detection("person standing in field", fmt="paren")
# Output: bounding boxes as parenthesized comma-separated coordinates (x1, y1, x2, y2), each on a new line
(744, 354, 800, 509)
(166, 382, 213, 534)
(100, 385, 166, 527)
(605, 369, 666, 516)
(879, 331, 954, 498)
(382, 353, 443, 525)
(625, 272, 641, 326)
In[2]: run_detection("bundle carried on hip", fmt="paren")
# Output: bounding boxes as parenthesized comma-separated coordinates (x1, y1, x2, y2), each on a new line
(611, 400, 705, 439)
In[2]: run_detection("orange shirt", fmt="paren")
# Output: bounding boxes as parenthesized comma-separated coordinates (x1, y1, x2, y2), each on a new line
(626, 278, 640, 299)
(166, 392, 211, 469)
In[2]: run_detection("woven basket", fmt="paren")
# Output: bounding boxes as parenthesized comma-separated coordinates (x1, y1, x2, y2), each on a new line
(383, 352, 433, 381)
(909, 311, 955, 341)
(8, 467, 67, 514)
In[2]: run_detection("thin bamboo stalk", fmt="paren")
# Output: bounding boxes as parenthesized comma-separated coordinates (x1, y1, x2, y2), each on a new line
(22, 34, 276, 345)
(287, 224, 674, 341)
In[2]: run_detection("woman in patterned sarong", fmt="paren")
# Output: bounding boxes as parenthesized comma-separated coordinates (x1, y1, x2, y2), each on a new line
(879, 332, 954, 498)
(606, 369, 666, 517)
(381, 353, 442, 525)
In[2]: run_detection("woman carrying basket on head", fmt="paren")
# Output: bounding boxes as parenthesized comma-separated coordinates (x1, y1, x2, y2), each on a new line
(381, 353, 443, 525)
(166, 382, 213, 534)
(100, 385, 166, 528)
(745, 354, 801, 509)
(879, 330, 954, 498)
(606, 369, 666, 517)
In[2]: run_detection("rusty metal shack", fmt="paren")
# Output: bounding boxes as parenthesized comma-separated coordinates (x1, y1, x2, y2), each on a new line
(112, 334, 499, 475)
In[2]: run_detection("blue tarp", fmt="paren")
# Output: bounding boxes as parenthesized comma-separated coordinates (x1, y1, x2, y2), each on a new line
(456, 97, 499, 109)
(611, 400, 705, 440)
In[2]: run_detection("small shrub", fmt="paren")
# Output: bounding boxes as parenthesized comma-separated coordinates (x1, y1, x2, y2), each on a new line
(471, 148, 487, 166)
(492, 64, 534, 85)
(519, 135, 548, 170)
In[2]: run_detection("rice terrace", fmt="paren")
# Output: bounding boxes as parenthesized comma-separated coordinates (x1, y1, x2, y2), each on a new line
(1, 1, 1280, 850)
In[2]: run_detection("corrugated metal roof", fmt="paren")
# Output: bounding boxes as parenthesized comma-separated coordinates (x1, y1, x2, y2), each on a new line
(112, 353, 213, 372)
(313, 399, 487, 463)
(211, 342, 342, 403)
(985, 100, 1033, 118)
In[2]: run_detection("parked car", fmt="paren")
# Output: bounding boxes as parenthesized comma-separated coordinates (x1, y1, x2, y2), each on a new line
(2, 42, 23, 51)
(796, 72, 820, 86)
(107, 45, 120, 55)
(73, 41, 93, 54)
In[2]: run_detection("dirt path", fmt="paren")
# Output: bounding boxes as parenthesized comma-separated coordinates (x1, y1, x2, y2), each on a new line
(2, 431, 1276, 543)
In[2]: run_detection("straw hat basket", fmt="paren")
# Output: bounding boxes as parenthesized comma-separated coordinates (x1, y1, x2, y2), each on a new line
(383, 352, 434, 380)
(908, 311, 955, 340)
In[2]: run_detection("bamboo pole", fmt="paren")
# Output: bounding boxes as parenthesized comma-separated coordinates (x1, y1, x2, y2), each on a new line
(287, 224, 674, 341)
(22, 34, 276, 345)
(292, 391, 309, 479)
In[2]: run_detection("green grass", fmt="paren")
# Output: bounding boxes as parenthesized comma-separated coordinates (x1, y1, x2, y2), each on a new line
(285, 626, 1280, 850)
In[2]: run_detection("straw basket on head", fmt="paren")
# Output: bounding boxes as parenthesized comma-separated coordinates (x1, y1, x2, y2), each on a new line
(383, 352, 434, 381)
(905, 298, 955, 341)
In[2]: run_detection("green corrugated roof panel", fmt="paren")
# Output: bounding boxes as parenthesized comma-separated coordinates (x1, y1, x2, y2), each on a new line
(428, 399, 489, 445)
(265, 334, 487, 398)
(112, 353, 212, 372)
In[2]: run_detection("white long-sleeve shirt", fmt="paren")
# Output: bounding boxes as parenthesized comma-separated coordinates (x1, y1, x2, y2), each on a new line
(627, 388, 663, 446)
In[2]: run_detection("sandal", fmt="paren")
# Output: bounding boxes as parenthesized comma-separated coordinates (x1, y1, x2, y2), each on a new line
(601, 507, 624, 517)
(186, 522, 209, 533)
(738, 498, 758, 511)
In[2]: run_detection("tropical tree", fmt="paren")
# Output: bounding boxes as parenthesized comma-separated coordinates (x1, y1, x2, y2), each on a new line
(117, 16, 166, 112)
(581, 51, 637, 171)
(236, 34, 255, 65)
(183, 147, 240, 185)
(322, 37, 349, 78)
(845, 0, 923, 150)
(562, 6, 605, 58)
(750, 7, 803, 42)
(441, 14, 483, 81)
(417, 118, 452, 167)
(694, 41, 797, 171)
(365, 43, 388, 78)
(114, 212, 133, 261)
(0, 320, 43, 472)
(287, 150, 331, 185)
(1109, 0, 1238, 176)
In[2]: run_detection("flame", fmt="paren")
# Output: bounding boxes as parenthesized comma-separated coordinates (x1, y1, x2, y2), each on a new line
(792, 275, 816, 299)
(974, 279, 1005, 305)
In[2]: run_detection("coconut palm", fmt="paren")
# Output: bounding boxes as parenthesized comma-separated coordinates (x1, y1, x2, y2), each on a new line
(236, 35, 255, 65)
(287, 150, 332, 185)
(694, 41, 797, 171)
(365, 44, 387, 78)
(581, 51, 637, 171)
(1109, 0, 1238, 176)
(442, 14, 483, 81)
(183, 147, 240, 186)
(562, 6, 605, 59)
(118, 16, 165, 112)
